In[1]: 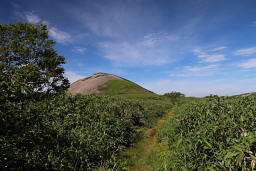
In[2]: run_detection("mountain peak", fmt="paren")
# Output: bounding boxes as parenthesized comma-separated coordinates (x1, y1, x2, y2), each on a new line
(67, 73, 156, 97)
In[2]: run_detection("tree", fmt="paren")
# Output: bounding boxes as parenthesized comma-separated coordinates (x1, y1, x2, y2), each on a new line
(163, 91, 185, 98)
(0, 22, 69, 101)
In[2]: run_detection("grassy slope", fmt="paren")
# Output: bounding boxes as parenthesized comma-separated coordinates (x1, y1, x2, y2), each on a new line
(98, 79, 158, 99)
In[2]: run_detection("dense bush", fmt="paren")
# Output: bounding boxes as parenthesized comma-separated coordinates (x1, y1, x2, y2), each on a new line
(163, 91, 185, 98)
(0, 94, 172, 170)
(159, 95, 256, 170)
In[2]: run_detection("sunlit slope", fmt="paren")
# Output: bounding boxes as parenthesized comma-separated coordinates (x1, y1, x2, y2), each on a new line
(98, 79, 157, 98)
(67, 73, 158, 98)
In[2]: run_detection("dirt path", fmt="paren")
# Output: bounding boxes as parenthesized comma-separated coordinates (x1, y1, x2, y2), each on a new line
(128, 103, 177, 170)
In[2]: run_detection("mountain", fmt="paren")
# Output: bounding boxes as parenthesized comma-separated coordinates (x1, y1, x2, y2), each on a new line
(67, 73, 157, 98)
(234, 92, 256, 97)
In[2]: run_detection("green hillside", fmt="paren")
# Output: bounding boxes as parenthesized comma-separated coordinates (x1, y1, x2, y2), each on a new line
(98, 79, 157, 98)
(67, 73, 160, 99)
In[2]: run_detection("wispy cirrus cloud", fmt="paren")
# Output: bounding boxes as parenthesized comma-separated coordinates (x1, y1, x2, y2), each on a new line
(185, 64, 218, 72)
(142, 32, 179, 47)
(99, 32, 178, 66)
(169, 64, 218, 77)
(24, 12, 71, 44)
(172, 47, 226, 77)
(68, 1, 203, 67)
(239, 58, 256, 68)
(210, 46, 227, 52)
(69, 1, 161, 38)
(199, 54, 226, 63)
(74, 46, 86, 53)
(25, 12, 41, 24)
(48, 27, 71, 44)
(193, 48, 226, 63)
(235, 47, 256, 55)
(99, 41, 169, 66)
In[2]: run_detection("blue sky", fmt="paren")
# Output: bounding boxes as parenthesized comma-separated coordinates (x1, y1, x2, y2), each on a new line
(1, 0, 256, 96)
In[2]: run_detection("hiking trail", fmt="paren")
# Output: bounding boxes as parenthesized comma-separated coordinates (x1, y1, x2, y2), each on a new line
(125, 103, 177, 170)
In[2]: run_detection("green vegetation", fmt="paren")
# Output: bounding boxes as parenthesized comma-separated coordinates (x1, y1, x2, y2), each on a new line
(3, 22, 256, 171)
(164, 91, 185, 99)
(0, 94, 173, 170)
(0, 22, 174, 170)
(0, 22, 69, 102)
(156, 95, 256, 170)
(98, 79, 156, 97)
(121, 104, 178, 170)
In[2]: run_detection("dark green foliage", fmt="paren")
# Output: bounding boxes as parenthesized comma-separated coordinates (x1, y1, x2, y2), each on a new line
(163, 91, 185, 99)
(160, 96, 256, 170)
(0, 22, 69, 102)
(0, 94, 172, 170)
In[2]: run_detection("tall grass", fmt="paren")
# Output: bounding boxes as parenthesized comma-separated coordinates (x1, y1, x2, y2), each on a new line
(158, 95, 256, 170)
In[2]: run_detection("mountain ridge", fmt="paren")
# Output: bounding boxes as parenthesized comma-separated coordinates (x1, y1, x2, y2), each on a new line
(67, 73, 156, 97)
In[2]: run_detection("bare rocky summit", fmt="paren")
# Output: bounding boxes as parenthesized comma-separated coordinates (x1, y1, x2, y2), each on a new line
(67, 73, 124, 95)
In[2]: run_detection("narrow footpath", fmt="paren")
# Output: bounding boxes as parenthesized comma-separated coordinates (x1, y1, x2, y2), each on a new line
(126, 103, 177, 170)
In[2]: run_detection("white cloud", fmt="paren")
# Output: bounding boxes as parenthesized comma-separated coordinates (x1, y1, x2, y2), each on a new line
(235, 47, 256, 55)
(210, 46, 227, 51)
(185, 64, 218, 72)
(74, 46, 86, 53)
(202, 54, 226, 63)
(197, 54, 208, 58)
(239, 58, 256, 68)
(99, 32, 179, 66)
(23, 12, 71, 44)
(99, 41, 170, 66)
(169, 72, 212, 77)
(65, 71, 86, 83)
(169, 64, 218, 77)
(48, 27, 71, 44)
(25, 13, 41, 24)
(142, 32, 179, 47)
(193, 48, 226, 63)
(79, 12, 115, 37)
(68, 2, 208, 67)
(72, 3, 144, 38)
(71, 2, 157, 38)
